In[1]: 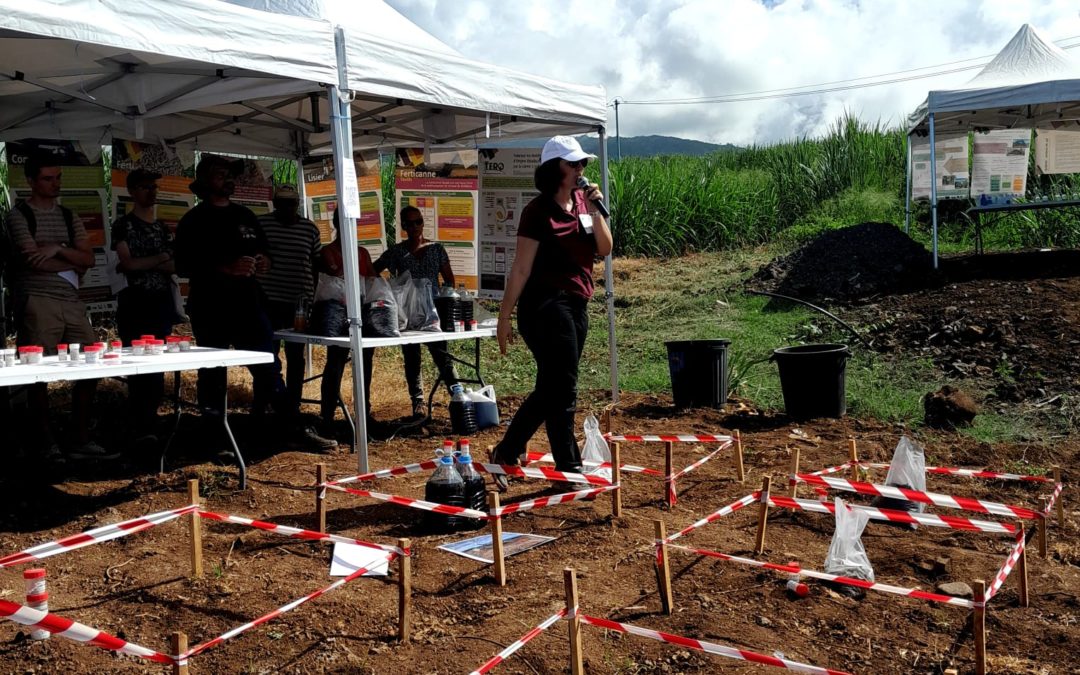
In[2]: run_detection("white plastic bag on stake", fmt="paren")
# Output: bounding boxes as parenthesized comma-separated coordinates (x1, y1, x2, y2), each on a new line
(873, 436, 927, 520)
(824, 497, 874, 582)
(581, 414, 612, 482)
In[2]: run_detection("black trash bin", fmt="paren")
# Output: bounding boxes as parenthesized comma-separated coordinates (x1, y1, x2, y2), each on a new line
(665, 339, 731, 409)
(771, 343, 852, 420)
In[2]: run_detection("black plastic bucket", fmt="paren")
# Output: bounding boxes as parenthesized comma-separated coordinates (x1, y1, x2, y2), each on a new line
(665, 339, 731, 409)
(771, 343, 852, 420)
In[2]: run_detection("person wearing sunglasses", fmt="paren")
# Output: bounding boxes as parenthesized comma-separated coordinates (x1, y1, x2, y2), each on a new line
(372, 205, 460, 419)
(488, 135, 612, 491)
(111, 168, 177, 451)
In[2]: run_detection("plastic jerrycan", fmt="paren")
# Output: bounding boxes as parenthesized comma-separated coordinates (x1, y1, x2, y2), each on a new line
(467, 386, 500, 430)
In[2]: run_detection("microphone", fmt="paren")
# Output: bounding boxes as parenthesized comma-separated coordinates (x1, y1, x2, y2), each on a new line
(577, 176, 610, 218)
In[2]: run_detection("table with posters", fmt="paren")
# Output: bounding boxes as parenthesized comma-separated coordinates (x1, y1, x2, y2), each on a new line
(0, 347, 273, 488)
(274, 327, 497, 444)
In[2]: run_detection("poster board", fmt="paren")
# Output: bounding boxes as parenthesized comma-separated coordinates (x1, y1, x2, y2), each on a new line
(301, 152, 385, 261)
(5, 139, 111, 311)
(394, 148, 479, 292)
(1034, 129, 1080, 175)
(477, 148, 540, 299)
(911, 133, 970, 200)
(225, 156, 275, 215)
(971, 129, 1031, 205)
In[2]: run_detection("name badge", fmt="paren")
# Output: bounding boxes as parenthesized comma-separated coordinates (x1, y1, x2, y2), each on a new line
(578, 213, 594, 234)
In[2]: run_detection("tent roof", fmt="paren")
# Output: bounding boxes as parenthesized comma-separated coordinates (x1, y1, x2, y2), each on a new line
(908, 24, 1080, 134)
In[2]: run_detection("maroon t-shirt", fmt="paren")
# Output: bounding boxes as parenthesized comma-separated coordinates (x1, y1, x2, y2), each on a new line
(517, 191, 597, 299)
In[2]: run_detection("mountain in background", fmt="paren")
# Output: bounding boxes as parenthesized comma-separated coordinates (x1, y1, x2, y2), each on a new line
(482, 134, 736, 157)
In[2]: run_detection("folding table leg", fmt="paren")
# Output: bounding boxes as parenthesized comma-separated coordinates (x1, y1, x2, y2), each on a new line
(220, 390, 247, 490)
(160, 372, 184, 474)
(339, 394, 356, 452)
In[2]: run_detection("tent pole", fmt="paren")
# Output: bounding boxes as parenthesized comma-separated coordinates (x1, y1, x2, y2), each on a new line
(295, 152, 315, 380)
(904, 133, 912, 234)
(331, 28, 370, 473)
(597, 126, 619, 403)
(929, 114, 939, 269)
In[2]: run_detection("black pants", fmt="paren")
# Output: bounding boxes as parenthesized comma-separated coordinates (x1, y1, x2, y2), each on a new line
(321, 345, 374, 423)
(188, 299, 279, 417)
(117, 287, 175, 435)
(266, 300, 307, 419)
(402, 341, 458, 404)
(498, 291, 588, 472)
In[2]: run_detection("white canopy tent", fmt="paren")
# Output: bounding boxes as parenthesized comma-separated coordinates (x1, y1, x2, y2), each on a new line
(906, 24, 1080, 267)
(0, 0, 613, 474)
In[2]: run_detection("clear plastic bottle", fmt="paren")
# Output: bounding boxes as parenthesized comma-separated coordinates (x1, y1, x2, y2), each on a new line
(456, 439, 487, 527)
(424, 454, 467, 532)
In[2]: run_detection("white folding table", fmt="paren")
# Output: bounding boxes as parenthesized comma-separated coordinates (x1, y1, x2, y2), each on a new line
(0, 347, 273, 488)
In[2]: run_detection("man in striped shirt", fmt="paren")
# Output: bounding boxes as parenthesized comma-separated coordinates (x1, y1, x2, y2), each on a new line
(258, 184, 336, 451)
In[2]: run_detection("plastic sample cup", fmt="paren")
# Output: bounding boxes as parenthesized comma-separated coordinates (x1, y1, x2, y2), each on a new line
(18, 346, 44, 365)
(166, 336, 183, 353)
(131, 340, 146, 356)
(83, 345, 103, 364)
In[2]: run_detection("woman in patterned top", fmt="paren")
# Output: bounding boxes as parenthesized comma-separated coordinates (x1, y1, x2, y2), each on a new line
(373, 205, 459, 419)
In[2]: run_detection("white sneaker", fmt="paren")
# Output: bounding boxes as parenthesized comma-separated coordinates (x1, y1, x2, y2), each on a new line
(68, 441, 121, 460)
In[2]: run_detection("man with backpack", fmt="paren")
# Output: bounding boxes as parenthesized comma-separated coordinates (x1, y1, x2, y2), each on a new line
(3, 152, 113, 463)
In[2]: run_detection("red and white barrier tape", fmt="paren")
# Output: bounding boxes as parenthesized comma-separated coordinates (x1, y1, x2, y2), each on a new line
(196, 510, 407, 556)
(665, 492, 761, 543)
(0, 599, 174, 664)
(525, 451, 662, 476)
(666, 443, 730, 505)
(768, 495, 1017, 534)
(986, 528, 1027, 602)
(860, 462, 1054, 483)
(578, 614, 850, 675)
(807, 462, 855, 477)
(321, 484, 492, 520)
(0, 504, 199, 568)
(327, 460, 439, 486)
(468, 608, 567, 675)
(492, 485, 618, 517)
(184, 553, 395, 659)
(473, 462, 612, 486)
(605, 434, 733, 443)
(1044, 482, 1064, 517)
(790, 473, 1042, 520)
(661, 543, 977, 609)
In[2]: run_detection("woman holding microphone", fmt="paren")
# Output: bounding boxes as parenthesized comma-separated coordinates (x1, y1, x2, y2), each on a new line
(489, 136, 612, 491)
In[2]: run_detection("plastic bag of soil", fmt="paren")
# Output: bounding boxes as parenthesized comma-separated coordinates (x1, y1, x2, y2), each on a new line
(309, 299, 349, 337)
(824, 497, 874, 594)
(389, 271, 413, 332)
(580, 414, 611, 482)
(314, 272, 347, 305)
(871, 436, 926, 528)
(362, 276, 400, 338)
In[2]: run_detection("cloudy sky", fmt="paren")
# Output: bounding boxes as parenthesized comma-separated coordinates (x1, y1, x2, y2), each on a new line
(385, 0, 1080, 145)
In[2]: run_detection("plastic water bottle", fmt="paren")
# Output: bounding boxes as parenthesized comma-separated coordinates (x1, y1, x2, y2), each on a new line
(455, 439, 487, 529)
(424, 454, 467, 532)
(784, 564, 809, 598)
(449, 383, 478, 435)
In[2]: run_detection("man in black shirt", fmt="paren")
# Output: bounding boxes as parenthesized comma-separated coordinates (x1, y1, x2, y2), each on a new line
(175, 156, 280, 449)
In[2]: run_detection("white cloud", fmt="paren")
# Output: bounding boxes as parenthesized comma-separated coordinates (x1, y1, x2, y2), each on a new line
(385, 0, 1080, 145)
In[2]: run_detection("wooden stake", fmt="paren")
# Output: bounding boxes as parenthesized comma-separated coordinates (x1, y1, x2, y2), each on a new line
(487, 491, 507, 586)
(1017, 525, 1029, 608)
(847, 438, 859, 481)
(733, 429, 746, 484)
(171, 631, 189, 675)
(600, 406, 612, 435)
(664, 441, 675, 507)
(1053, 466, 1063, 525)
(973, 579, 987, 675)
(315, 463, 327, 533)
(754, 476, 772, 555)
(564, 568, 584, 675)
(654, 520, 674, 615)
(397, 538, 411, 642)
(187, 479, 203, 579)
(610, 442, 623, 518)
(1039, 496, 1049, 558)
(789, 447, 801, 498)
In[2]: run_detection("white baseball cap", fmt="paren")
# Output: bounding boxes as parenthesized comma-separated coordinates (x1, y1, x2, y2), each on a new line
(540, 135, 597, 165)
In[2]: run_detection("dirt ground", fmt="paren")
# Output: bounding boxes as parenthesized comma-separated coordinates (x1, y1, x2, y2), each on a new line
(0, 385, 1075, 675)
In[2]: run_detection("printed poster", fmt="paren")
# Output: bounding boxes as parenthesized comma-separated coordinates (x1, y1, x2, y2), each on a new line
(911, 133, 969, 200)
(477, 148, 540, 299)
(394, 148, 479, 292)
(5, 139, 110, 310)
(301, 152, 385, 261)
(971, 129, 1031, 205)
(1034, 129, 1080, 175)
(437, 532, 555, 564)
(226, 156, 275, 215)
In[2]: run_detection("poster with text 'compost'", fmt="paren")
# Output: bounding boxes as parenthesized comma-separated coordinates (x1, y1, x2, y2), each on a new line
(302, 152, 385, 261)
(477, 147, 541, 299)
(1035, 129, 1080, 175)
(971, 129, 1031, 205)
(911, 133, 969, 200)
(394, 148, 479, 292)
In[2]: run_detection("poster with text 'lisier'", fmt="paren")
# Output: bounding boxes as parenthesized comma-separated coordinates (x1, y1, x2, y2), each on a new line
(911, 133, 970, 200)
(302, 152, 385, 261)
(5, 139, 111, 310)
(394, 148, 479, 292)
(477, 148, 540, 300)
(971, 129, 1031, 205)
